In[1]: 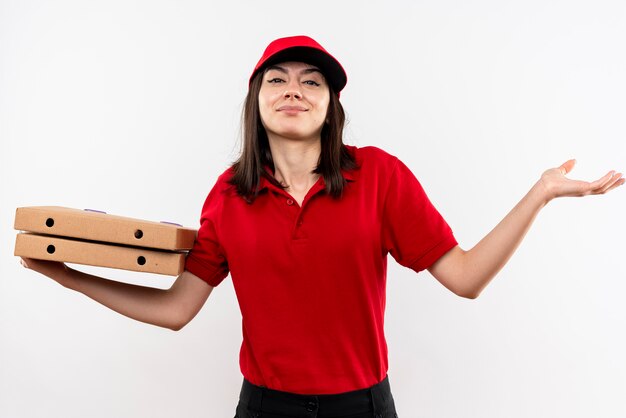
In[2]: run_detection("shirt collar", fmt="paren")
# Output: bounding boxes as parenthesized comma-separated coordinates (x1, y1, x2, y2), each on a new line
(257, 164, 358, 193)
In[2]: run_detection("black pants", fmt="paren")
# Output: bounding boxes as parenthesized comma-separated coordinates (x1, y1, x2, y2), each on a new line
(234, 375, 398, 418)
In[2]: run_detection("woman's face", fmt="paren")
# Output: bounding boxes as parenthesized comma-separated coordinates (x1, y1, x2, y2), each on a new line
(258, 61, 330, 143)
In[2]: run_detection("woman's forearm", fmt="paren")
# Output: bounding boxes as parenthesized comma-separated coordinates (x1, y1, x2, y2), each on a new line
(64, 267, 184, 330)
(461, 181, 548, 298)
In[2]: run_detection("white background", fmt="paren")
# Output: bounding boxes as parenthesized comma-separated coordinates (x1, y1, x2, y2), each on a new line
(1, 1, 625, 417)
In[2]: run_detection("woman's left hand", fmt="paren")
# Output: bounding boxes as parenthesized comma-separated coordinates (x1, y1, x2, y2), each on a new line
(538, 159, 624, 203)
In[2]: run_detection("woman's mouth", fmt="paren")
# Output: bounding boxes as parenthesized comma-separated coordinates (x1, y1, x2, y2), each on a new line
(277, 105, 308, 115)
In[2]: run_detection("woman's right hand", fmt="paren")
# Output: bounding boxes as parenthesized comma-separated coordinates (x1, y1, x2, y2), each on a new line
(19, 257, 76, 289)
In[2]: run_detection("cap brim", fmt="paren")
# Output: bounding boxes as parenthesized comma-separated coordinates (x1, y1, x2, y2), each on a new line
(252, 46, 347, 94)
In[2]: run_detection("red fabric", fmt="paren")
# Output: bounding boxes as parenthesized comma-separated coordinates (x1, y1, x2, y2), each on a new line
(249, 35, 348, 95)
(253, 35, 331, 73)
(185, 145, 458, 394)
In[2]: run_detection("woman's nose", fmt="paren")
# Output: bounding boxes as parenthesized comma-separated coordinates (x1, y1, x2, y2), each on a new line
(283, 90, 302, 99)
(283, 81, 302, 99)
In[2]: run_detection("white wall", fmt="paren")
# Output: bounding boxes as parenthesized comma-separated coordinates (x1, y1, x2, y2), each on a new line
(1, 1, 625, 417)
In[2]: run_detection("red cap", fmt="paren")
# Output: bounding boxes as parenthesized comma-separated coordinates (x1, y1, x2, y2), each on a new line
(249, 35, 347, 95)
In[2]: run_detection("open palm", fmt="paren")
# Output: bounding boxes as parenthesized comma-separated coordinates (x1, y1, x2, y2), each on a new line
(539, 159, 624, 202)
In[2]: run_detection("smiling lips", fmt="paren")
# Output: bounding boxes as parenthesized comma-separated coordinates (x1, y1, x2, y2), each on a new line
(277, 105, 308, 114)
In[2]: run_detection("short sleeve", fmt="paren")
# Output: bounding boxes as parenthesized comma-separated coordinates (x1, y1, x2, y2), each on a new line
(381, 158, 458, 273)
(184, 179, 230, 287)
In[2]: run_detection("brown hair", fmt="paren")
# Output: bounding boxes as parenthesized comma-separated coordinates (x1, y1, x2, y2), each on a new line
(227, 70, 358, 203)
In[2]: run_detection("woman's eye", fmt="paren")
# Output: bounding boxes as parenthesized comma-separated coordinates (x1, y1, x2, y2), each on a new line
(267, 78, 284, 83)
(304, 80, 320, 86)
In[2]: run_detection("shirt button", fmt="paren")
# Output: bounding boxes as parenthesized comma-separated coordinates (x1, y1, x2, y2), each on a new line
(306, 401, 317, 412)
(286, 198, 294, 205)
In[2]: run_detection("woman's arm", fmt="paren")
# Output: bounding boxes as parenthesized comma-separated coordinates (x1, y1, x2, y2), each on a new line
(428, 159, 624, 299)
(19, 258, 213, 330)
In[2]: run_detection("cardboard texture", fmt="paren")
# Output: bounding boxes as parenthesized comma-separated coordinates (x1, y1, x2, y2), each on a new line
(15, 233, 186, 276)
(14, 206, 197, 276)
(14, 206, 196, 250)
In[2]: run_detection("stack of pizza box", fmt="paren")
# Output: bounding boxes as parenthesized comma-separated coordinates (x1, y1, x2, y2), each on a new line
(14, 206, 197, 276)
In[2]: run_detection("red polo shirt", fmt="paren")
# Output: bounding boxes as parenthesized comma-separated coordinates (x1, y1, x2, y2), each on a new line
(185, 145, 458, 394)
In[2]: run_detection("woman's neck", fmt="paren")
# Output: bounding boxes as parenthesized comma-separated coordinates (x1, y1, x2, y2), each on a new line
(267, 136, 321, 192)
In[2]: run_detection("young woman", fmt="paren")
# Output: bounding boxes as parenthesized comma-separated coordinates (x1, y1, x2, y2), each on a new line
(20, 36, 624, 418)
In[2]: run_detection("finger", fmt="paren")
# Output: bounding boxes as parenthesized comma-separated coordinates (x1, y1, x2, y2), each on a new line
(603, 177, 625, 194)
(597, 173, 624, 194)
(589, 170, 616, 189)
(20, 258, 29, 268)
(592, 172, 622, 194)
(559, 159, 576, 175)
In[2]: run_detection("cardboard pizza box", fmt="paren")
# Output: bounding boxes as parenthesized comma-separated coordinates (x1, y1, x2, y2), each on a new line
(14, 233, 186, 276)
(14, 206, 196, 251)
